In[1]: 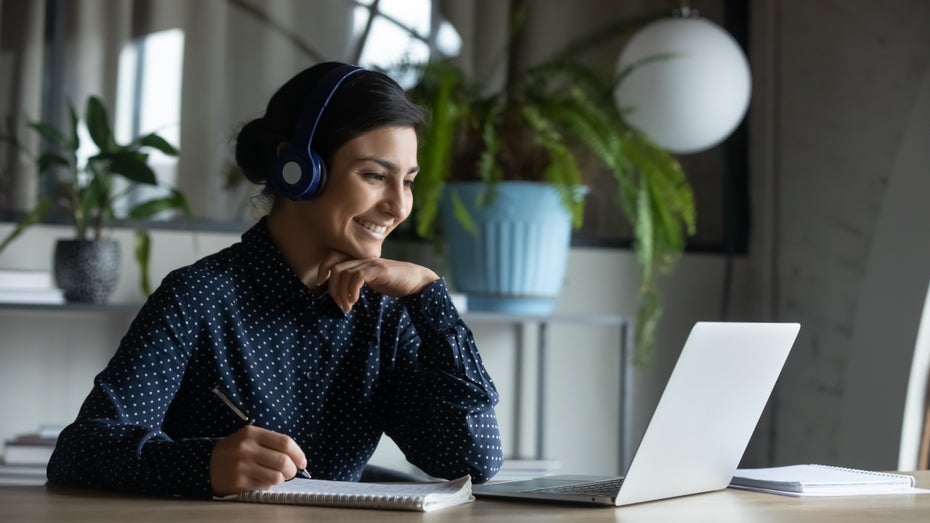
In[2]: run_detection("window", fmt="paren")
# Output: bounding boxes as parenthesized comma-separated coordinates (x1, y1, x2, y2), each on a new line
(111, 28, 184, 218)
(352, 0, 461, 87)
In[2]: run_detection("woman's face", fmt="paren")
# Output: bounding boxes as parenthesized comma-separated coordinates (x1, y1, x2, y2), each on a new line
(301, 125, 419, 260)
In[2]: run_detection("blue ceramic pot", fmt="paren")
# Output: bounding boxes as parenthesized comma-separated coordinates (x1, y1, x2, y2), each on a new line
(440, 182, 577, 315)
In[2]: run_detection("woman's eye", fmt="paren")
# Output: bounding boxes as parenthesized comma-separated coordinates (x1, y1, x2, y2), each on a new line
(362, 172, 385, 182)
(404, 178, 415, 188)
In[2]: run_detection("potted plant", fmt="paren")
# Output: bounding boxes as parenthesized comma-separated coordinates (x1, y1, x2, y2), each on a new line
(0, 96, 189, 303)
(387, 12, 695, 364)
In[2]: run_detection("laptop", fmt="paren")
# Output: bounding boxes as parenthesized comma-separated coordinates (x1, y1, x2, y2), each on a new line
(473, 321, 800, 506)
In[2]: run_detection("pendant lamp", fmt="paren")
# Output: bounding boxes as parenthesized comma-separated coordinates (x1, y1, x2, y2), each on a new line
(615, 6, 751, 154)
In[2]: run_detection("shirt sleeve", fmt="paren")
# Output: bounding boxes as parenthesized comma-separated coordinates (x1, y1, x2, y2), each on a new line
(46, 271, 217, 498)
(381, 279, 503, 483)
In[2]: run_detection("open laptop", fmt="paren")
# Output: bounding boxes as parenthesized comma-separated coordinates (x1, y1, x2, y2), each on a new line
(473, 321, 800, 506)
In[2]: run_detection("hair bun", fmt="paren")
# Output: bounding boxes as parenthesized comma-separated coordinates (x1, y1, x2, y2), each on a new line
(235, 117, 276, 184)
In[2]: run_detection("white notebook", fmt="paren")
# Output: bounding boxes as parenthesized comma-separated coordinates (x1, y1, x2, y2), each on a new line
(729, 464, 920, 497)
(224, 475, 473, 512)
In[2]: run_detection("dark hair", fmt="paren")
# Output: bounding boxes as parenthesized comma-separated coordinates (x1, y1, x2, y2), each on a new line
(235, 62, 425, 192)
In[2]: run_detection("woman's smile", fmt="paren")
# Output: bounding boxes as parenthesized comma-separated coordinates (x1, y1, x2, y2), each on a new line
(353, 217, 389, 238)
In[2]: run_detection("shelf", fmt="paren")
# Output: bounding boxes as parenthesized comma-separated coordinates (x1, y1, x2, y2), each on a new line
(462, 311, 628, 326)
(0, 463, 47, 486)
(0, 303, 626, 324)
(0, 302, 140, 314)
(0, 301, 632, 472)
(463, 310, 631, 472)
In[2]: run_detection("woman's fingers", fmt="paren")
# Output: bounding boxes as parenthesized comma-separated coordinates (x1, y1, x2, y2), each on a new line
(325, 258, 439, 312)
(314, 253, 440, 313)
(315, 251, 352, 287)
(210, 425, 307, 496)
(252, 428, 306, 476)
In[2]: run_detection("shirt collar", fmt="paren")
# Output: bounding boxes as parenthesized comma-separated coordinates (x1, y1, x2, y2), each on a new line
(240, 217, 345, 315)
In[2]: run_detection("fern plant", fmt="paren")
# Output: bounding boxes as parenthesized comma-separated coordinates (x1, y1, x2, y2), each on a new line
(0, 95, 191, 295)
(388, 14, 695, 365)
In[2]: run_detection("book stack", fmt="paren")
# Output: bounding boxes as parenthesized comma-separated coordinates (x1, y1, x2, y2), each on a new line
(2, 425, 63, 466)
(0, 269, 63, 304)
(0, 425, 63, 485)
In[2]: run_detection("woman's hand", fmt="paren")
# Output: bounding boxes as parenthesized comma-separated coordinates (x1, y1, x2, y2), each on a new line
(316, 251, 439, 313)
(210, 425, 307, 496)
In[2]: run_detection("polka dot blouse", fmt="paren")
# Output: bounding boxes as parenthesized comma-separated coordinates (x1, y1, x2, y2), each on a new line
(46, 217, 503, 498)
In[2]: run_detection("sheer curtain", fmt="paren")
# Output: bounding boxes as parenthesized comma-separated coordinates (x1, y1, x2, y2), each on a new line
(0, 0, 49, 213)
(0, 0, 354, 223)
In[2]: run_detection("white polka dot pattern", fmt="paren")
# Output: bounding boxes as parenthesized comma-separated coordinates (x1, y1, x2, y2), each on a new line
(46, 218, 503, 497)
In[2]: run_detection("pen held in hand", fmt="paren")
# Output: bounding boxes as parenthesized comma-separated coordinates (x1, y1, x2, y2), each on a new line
(211, 386, 255, 425)
(211, 386, 312, 480)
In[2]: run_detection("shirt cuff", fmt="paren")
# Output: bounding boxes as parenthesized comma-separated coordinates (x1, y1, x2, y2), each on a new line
(403, 278, 460, 331)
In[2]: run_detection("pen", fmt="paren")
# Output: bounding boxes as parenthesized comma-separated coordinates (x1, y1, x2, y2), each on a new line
(211, 386, 312, 480)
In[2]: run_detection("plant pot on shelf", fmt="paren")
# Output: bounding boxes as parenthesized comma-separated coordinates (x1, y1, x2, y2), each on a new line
(53, 239, 121, 304)
(440, 181, 580, 315)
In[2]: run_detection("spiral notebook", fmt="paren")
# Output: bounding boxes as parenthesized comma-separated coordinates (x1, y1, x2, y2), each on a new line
(223, 475, 473, 512)
(729, 464, 921, 497)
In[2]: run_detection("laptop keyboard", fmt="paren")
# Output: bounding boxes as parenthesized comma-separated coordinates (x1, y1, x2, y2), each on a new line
(523, 477, 625, 496)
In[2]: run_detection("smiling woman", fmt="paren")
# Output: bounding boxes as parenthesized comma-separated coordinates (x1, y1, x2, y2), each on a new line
(291, 127, 420, 260)
(262, 118, 428, 294)
(46, 62, 504, 497)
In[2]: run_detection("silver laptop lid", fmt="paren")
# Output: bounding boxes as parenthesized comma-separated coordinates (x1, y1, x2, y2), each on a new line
(615, 322, 799, 505)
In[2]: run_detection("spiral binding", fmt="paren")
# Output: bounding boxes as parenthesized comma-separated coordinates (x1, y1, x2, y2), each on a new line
(239, 490, 422, 510)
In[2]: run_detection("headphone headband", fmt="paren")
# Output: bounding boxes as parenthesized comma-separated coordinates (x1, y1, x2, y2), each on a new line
(272, 64, 365, 200)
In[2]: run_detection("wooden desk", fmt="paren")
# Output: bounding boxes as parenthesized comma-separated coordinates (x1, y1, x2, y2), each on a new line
(2, 471, 927, 523)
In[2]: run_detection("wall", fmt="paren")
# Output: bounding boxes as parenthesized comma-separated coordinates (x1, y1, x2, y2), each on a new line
(760, 0, 930, 469)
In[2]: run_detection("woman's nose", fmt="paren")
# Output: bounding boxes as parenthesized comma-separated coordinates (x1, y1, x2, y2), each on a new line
(380, 181, 409, 218)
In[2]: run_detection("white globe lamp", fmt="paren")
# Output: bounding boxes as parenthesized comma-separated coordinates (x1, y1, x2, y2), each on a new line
(615, 10, 751, 154)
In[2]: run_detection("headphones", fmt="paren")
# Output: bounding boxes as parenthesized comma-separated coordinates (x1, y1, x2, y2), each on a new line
(271, 64, 364, 200)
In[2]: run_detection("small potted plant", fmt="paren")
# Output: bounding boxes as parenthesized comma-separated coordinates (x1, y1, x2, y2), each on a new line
(0, 96, 189, 303)
(388, 11, 695, 364)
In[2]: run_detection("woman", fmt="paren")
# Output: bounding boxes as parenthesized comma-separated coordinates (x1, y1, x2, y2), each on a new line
(47, 62, 503, 497)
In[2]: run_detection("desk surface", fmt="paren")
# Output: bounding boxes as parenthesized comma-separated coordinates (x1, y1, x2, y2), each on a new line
(3, 471, 928, 523)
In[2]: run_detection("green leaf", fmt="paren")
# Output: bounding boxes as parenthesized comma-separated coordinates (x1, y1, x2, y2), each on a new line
(136, 133, 179, 156)
(633, 286, 662, 366)
(98, 152, 159, 185)
(77, 169, 114, 240)
(413, 63, 463, 240)
(28, 122, 68, 147)
(634, 178, 655, 279)
(134, 229, 152, 296)
(36, 151, 70, 173)
(0, 132, 24, 150)
(128, 191, 184, 220)
(450, 190, 477, 237)
(0, 197, 52, 253)
(67, 99, 80, 152)
(614, 52, 678, 91)
(477, 100, 504, 185)
(85, 96, 114, 151)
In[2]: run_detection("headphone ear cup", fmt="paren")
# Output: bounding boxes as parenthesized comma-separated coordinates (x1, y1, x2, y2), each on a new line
(273, 149, 326, 200)
(272, 151, 308, 200)
(306, 148, 328, 198)
(273, 64, 362, 200)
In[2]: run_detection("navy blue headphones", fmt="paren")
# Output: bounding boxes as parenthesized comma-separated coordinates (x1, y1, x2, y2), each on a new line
(271, 64, 364, 200)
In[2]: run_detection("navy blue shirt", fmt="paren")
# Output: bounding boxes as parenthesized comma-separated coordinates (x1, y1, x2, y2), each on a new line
(47, 218, 503, 497)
